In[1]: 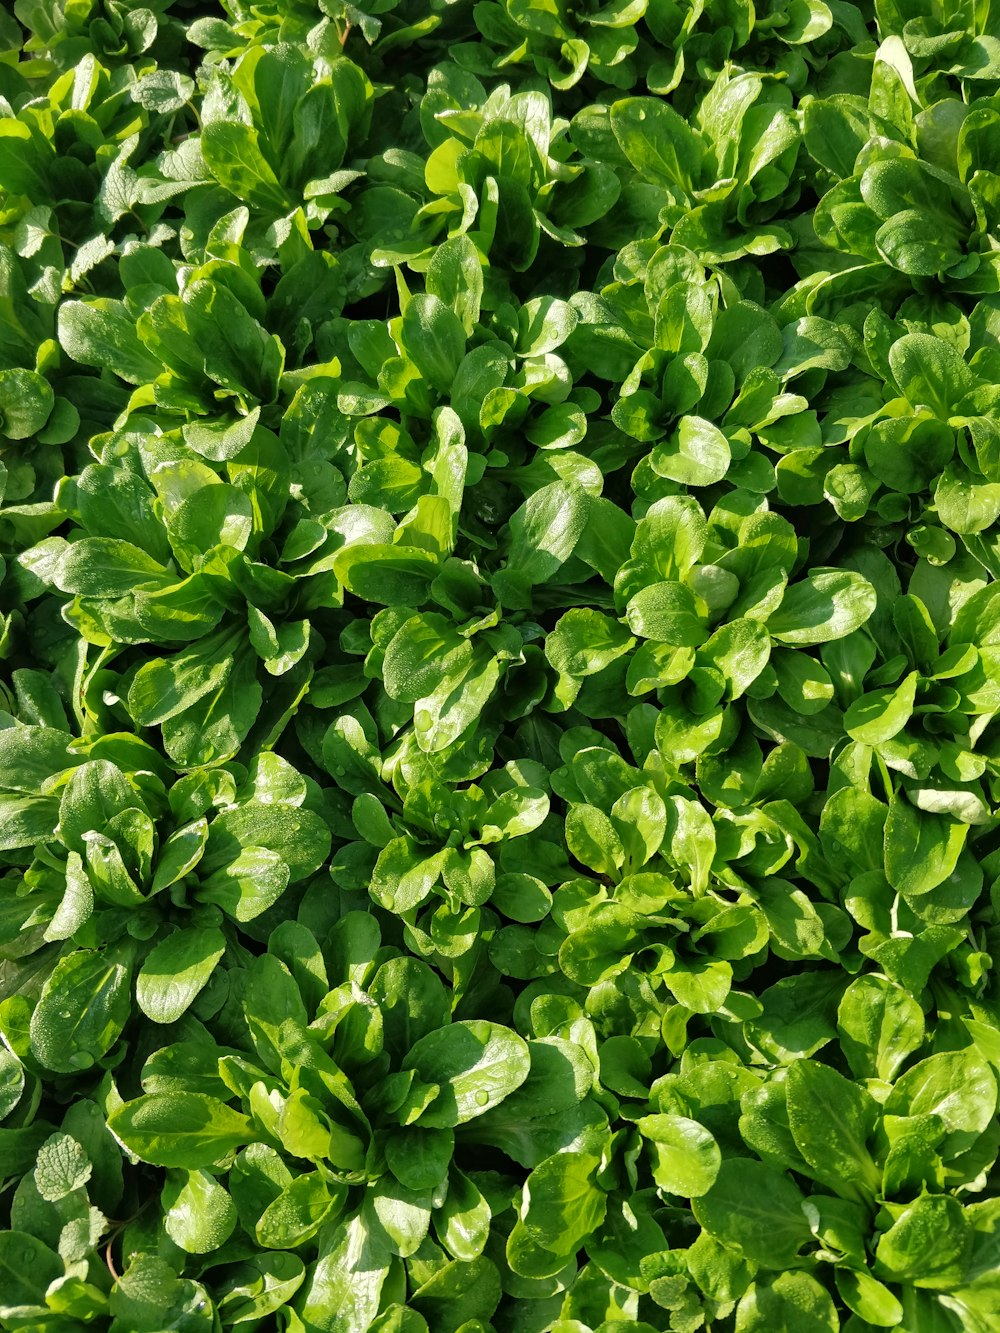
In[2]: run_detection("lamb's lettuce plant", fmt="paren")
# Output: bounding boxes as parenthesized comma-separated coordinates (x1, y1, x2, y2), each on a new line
(2, 0, 1000, 1330)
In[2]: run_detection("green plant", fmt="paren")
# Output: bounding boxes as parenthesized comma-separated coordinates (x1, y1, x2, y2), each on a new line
(2, 2, 1000, 1330)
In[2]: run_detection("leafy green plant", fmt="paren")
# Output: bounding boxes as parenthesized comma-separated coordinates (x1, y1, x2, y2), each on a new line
(2, 0, 1000, 1330)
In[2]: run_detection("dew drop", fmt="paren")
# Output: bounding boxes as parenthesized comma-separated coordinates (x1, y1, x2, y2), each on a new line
(475, 1089, 489, 1107)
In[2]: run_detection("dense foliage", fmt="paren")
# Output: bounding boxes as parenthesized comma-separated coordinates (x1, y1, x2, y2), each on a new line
(2, 0, 1000, 1329)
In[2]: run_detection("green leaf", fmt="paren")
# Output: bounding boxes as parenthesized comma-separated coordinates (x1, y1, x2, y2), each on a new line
(664, 957, 733, 1013)
(884, 1049, 998, 1150)
(835, 1267, 904, 1327)
(626, 581, 708, 645)
(412, 644, 505, 753)
(298, 1216, 390, 1333)
(29, 950, 131, 1074)
(55, 538, 172, 599)
(610, 97, 702, 190)
(382, 614, 472, 703)
(58, 761, 137, 857)
(0, 794, 60, 851)
(384, 1128, 454, 1193)
(136, 927, 227, 1025)
(109, 1093, 254, 1168)
(402, 294, 467, 394)
(692, 1159, 811, 1267)
(108, 1254, 215, 1332)
(884, 794, 969, 897)
(217, 1253, 306, 1323)
(0, 368, 53, 439)
(518, 296, 578, 356)
(837, 975, 925, 1083)
(769, 569, 878, 645)
(248, 607, 311, 675)
(34, 1132, 92, 1201)
(699, 619, 771, 698)
(0, 1233, 62, 1307)
(507, 1152, 607, 1277)
(410, 1255, 501, 1331)
(371, 956, 450, 1063)
(201, 121, 292, 212)
(775, 318, 852, 379)
(205, 802, 331, 884)
(844, 670, 918, 744)
(163, 1168, 238, 1253)
(785, 1059, 881, 1196)
(371, 837, 442, 913)
(132, 69, 196, 113)
(169, 483, 254, 557)
(367, 1177, 433, 1257)
(152, 819, 209, 894)
(874, 1194, 970, 1287)
(888, 332, 977, 419)
(435, 1168, 491, 1261)
(403, 1021, 530, 1127)
(334, 543, 440, 605)
(256, 1173, 338, 1249)
(426, 236, 483, 338)
(935, 463, 1000, 535)
(197, 846, 290, 922)
(566, 804, 626, 878)
(139, 281, 283, 403)
(496, 481, 591, 605)
(0, 1047, 24, 1122)
(57, 298, 163, 385)
(636, 1114, 721, 1196)
(480, 787, 549, 842)
(632, 496, 706, 579)
(735, 1272, 839, 1332)
(651, 416, 732, 486)
(128, 630, 240, 728)
(76, 463, 172, 560)
(546, 608, 634, 679)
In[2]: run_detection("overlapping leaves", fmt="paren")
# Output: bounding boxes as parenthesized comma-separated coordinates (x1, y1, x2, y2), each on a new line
(1, 1, 1000, 1331)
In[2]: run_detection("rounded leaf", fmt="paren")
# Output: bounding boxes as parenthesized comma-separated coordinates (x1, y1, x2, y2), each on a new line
(30, 950, 130, 1074)
(768, 569, 877, 645)
(0, 368, 54, 439)
(136, 927, 227, 1025)
(163, 1168, 238, 1253)
(637, 1114, 721, 1196)
(735, 1272, 838, 1332)
(692, 1159, 810, 1267)
(403, 1021, 530, 1127)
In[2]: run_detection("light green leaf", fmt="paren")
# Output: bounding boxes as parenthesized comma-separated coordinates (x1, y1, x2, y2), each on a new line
(769, 569, 877, 645)
(136, 927, 227, 1025)
(109, 1093, 254, 1168)
(403, 1021, 531, 1127)
(692, 1159, 811, 1267)
(163, 1168, 238, 1253)
(637, 1114, 721, 1196)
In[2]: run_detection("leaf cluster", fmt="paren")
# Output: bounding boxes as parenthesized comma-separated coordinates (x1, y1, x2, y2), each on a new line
(2, 0, 1000, 1331)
